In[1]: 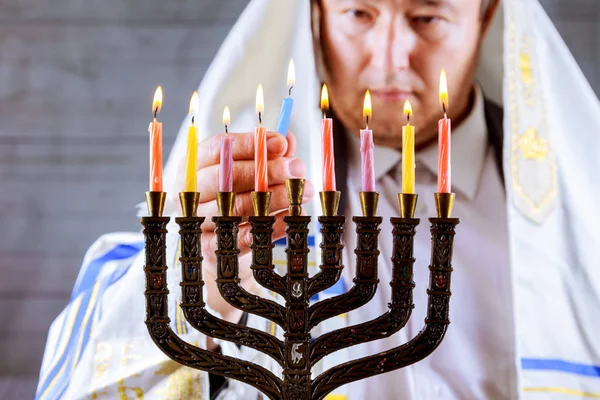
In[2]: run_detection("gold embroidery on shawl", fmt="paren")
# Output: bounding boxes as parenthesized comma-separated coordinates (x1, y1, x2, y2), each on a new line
(116, 342, 145, 399)
(155, 341, 202, 400)
(518, 128, 548, 160)
(90, 342, 112, 399)
(121, 343, 143, 366)
(117, 378, 144, 400)
(519, 48, 535, 106)
(508, 2, 557, 219)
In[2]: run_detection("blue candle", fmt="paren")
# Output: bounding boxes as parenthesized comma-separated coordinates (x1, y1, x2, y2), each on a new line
(275, 59, 295, 137)
(276, 97, 294, 136)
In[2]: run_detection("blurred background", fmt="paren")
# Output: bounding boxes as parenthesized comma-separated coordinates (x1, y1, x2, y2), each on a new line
(0, 0, 598, 397)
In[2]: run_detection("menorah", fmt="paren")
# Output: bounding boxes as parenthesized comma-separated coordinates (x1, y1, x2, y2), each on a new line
(142, 178, 459, 400)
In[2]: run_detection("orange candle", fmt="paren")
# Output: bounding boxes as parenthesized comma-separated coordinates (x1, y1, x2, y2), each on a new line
(149, 86, 163, 192)
(321, 84, 336, 191)
(438, 69, 451, 193)
(255, 85, 268, 192)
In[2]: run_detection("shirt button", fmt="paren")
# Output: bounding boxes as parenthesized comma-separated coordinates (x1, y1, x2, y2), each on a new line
(434, 385, 442, 396)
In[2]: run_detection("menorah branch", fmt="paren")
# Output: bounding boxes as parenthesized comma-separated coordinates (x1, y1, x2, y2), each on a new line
(213, 216, 286, 327)
(306, 216, 345, 298)
(311, 217, 458, 400)
(142, 216, 283, 399)
(175, 217, 285, 365)
(311, 323, 447, 400)
(307, 216, 382, 330)
(249, 216, 287, 296)
(310, 218, 418, 365)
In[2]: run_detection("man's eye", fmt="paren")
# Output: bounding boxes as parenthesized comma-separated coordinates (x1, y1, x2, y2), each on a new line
(345, 9, 372, 21)
(412, 16, 440, 25)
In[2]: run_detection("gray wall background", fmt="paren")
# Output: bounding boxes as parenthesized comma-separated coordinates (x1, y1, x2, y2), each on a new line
(0, 0, 598, 398)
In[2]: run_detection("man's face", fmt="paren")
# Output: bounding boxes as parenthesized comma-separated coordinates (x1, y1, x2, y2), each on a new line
(319, 0, 487, 148)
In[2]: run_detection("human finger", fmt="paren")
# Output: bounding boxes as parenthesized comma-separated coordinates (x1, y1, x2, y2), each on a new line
(197, 131, 288, 169)
(196, 157, 307, 203)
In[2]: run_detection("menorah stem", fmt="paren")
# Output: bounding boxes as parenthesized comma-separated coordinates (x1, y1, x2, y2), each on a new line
(282, 214, 312, 399)
(213, 216, 286, 327)
(311, 217, 459, 400)
(142, 214, 283, 399)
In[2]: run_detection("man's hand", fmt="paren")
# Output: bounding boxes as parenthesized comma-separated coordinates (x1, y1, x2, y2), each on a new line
(195, 131, 313, 323)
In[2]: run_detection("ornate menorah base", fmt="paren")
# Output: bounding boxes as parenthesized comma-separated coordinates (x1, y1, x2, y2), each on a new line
(142, 180, 459, 400)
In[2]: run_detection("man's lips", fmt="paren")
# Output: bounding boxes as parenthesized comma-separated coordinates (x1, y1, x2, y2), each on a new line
(370, 89, 413, 103)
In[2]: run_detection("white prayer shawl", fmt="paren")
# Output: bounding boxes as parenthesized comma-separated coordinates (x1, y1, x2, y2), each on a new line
(36, 0, 600, 399)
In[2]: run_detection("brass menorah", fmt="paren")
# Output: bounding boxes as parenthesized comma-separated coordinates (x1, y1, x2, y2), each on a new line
(142, 178, 459, 400)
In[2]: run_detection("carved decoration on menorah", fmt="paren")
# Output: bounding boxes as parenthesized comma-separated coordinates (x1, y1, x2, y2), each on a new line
(142, 180, 459, 400)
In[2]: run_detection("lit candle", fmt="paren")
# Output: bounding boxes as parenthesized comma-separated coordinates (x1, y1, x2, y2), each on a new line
(220, 106, 234, 192)
(184, 92, 199, 192)
(438, 69, 452, 193)
(149, 86, 163, 192)
(255, 85, 268, 192)
(321, 84, 336, 191)
(360, 90, 375, 192)
(275, 59, 295, 137)
(402, 100, 415, 194)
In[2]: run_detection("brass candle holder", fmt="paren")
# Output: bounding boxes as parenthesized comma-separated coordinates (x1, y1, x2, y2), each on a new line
(142, 183, 459, 399)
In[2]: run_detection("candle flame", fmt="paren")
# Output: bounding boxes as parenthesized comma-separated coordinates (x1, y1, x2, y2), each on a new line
(223, 106, 231, 126)
(363, 90, 372, 121)
(320, 84, 329, 112)
(189, 91, 199, 115)
(404, 100, 412, 121)
(439, 69, 448, 112)
(287, 59, 296, 87)
(256, 84, 264, 116)
(152, 86, 163, 115)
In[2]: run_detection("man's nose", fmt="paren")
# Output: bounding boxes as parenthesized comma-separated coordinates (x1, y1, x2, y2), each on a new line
(370, 18, 415, 72)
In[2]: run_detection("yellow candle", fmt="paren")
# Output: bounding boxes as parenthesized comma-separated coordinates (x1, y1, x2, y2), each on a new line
(402, 100, 415, 194)
(184, 92, 199, 192)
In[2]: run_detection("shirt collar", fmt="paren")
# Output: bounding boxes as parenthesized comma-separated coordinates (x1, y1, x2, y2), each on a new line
(346, 85, 488, 201)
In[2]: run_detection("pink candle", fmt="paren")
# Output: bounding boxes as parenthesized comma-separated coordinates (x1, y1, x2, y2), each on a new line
(360, 129, 375, 192)
(438, 69, 451, 193)
(220, 107, 233, 192)
(360, 90, 375, 192)
(321, 84, 336, 191)
(438, 117, 451, 193)
(149, 87, 163, 192)
(220, 136, 234, 192)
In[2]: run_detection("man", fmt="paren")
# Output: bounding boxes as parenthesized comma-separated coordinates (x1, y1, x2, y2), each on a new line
(36, 0, 600, 399)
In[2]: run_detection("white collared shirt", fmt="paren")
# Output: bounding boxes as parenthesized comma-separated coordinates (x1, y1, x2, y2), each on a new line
(338, 87, 518, 399)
